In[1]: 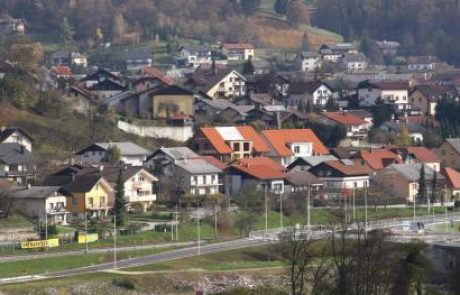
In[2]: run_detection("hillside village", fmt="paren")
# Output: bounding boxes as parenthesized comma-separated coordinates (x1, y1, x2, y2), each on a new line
(2, 1, 460, 293)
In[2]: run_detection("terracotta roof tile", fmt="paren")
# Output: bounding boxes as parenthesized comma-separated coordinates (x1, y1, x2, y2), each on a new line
(229, 157, 286, 180)
(200, 156, 227, 171)
(405, 147, 440, 163)
(324, 160, 372, 176)
(322, 112, 368, 126)
(262, 129, 329, 157)
(354, 149, 403, 170)
(442, 167, 460, 189)
(236, 126, 270, 153)
(200, 128, 233, 154)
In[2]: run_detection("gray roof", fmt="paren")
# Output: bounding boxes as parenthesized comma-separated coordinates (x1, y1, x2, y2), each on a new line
(176, 158, 222, 175)
(125, 48, 152, 60)
(298, 155, 338, 167)
(95, 142, 150, 156)
(180, 45, 212, 55)
(386, 164, 444, 181)
(0, 143, 34, 165)
(447, 138, 460, 154)
(286, 170, 322, 186)
(11, 186, 63, 199)
(343, 53, 367, 62)
(159, 147, 199, 160)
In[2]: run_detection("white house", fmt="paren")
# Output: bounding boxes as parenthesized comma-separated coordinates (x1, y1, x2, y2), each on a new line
(222, 43, 255, 61)
(125, 48, 154, 71)
(357, 80, 410, 110)
(309, 160, 371, 198)
(187, 69, 247, 100)
(342, 53, 368, 72)
(287, 81, 333, 108)
(0, 143, 36, 184)
(0, 127, 33, 152)
(11, 186, 70, 225)
(319, 43, 358, 62)
(320, 112, 371, 145)
(179, 45, 213, 68)
(75, 142, 150, 166)
(295, 51, 322, 72)
(146, 147, 223, 199)
(407, 56, 439, 71)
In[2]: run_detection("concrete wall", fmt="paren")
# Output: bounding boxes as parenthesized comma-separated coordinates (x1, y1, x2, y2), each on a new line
(118, 120, 193, 142)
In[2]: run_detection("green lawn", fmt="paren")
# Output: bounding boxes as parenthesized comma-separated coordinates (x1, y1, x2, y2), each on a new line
(126, 246, 284, 272)
(0, 246, 181, 278)
(0, 214, 34, 230)
(427, 221, 460, 233)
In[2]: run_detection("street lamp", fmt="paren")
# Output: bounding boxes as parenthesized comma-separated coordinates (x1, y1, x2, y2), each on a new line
(196, 201, 200, 256)
(364, 182, 368, 238)
(264, 181, 268, 238)
(114, 211, 117, 269)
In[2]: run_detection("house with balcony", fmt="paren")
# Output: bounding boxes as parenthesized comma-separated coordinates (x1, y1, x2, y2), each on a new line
(224, 157, 286, 196)
(442, 167, 460, 200)
(342, 53, 368, 72)
(146, 147, 223, 200)
(319, 112, 371, 146)
(262, 129, 329, 166)
(125, 48, 153, 71)
(309, 160, 371, 198)
(287, 81, 333, 108)
(222, 43, 255, 61)
(349, 149, 403, 172)
(409, 84, 459, 116)
(11, 186, 70, 225)
(375, 164, 444, 203)
(185, 69, 247, 100)
(375, 40, 400, 58)
(75, 141, 150, 166)
(357, 80, 410, 110)
(178, 45, 213, 68)
(390, 147, 441, 172)
(0, 143, 36, 184)
(406, 56, 439, 71)
(192, 126, 270, 162)
(319, 43, 358, 62)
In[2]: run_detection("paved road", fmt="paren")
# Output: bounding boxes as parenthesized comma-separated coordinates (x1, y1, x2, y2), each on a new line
(0, 238, 268, 285)
(0, 241, 197, 263)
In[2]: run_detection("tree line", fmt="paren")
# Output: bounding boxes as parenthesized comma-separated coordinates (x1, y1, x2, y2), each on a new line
(312, 0, 460, 65)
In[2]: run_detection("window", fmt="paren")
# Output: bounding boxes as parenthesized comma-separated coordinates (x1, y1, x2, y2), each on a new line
(294, 146, 300, 154)
(57, 202, 64, 210)
(72, 197, 77, 205)
(243, 142, 250, 151)
(233, 142, 240, 151)
(193, 176, 198, 184)
(49, 203, 54, 210)
(100, 197, 105, 206)
(212, 175, 216, 183)
(88, 197, 94, 208)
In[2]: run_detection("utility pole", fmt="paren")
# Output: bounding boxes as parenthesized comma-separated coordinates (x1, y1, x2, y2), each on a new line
(84, 210, 88, 254)
(197, 201, 201, 256)
(307, 185, 311, 229)
(45, 213, 48, 251)
(265, 182, 268, 238)
(114, 211, 117, 269)
(175, 203, 179, 241)
(352, 187, 356, 222)
(364, 184, 368, 238)
(214, 202, 218, 240)
(279, 192, 283, 229)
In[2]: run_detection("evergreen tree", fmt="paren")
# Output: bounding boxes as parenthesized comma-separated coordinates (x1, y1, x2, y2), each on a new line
(240, 0, 261, 16)
(274, 0, 289, 15)
(103, 145, 122, 164)
(371, 98, 393, 127)
(243, 58, 255, 74)
(301, 32, 310, 52)
(325, 97, 339, 111)
(418, 165, 426, 203)
(60, 17, 75, 48)
(113, 168, 127, 227)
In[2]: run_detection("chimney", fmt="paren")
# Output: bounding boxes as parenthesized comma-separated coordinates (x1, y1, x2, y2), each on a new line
(0, 126, 6, 132)
(99, 166, 104, 172)
(27, 183, 31, 189)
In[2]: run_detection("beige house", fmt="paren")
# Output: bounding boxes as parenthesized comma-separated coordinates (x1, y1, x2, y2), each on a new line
(151, 85, 194, 119)
(410, 85, 459, 116)
(0, 127, 33, 152)
(436, 138, 460, 170)
(205, 70, 247, 100)
(375, 164, 445, 203)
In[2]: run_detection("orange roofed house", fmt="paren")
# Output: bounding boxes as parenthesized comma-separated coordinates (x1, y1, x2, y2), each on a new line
(224, 157, 286, 196)
(320, 112, 372, 146)
(442, 167, 460, 200)
(350, 149, 403, 172)
(262, 129, 329, 167)
(192, 126, 270, 162)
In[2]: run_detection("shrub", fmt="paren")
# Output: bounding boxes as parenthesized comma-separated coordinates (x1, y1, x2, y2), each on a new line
(112, 278, 135, 290)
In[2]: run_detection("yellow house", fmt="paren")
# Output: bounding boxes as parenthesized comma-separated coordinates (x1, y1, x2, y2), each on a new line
(62, 175, 113, 218)
(151, 85, 194, 119)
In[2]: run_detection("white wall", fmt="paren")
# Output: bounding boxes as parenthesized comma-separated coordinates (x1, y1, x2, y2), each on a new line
(118, 120, 194, 142)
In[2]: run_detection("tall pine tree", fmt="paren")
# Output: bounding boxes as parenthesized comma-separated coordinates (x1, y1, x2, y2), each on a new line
(301, 32, 310, 52)
(113, 168, 127, 227)
(418, 165, 426, 203)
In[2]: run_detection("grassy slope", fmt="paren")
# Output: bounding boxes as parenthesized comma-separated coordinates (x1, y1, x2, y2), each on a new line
(0, 214, 34, 230)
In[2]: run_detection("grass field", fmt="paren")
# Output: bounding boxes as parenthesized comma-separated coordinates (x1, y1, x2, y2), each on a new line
(0, 246, 182, 278)
(0, 214, 34, 230)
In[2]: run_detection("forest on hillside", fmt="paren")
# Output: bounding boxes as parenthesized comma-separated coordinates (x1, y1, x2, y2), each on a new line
(314, 0, 460, 65)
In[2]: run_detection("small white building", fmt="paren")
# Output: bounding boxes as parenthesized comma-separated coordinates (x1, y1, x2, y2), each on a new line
(75, 142, 150, 166)
(288, 81, 333, 108)
(222, 43, 255, 61)
(357, 80, 410, 110)
(342, 53, 368, 72)
(0, 127, 33, 152)
(295, 51, 322, 72)
(11, 186, 70, 225)
(179, 45, 213, 68)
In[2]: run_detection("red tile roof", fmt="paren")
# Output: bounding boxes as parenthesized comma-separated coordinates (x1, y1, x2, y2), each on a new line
(137, 66, 174, 85)
(236, 126, 270, 153)
(200, 128, 233, 154)
(262, 129, 329, 157)
(322, 112, 368, 126)
(442, 167, 460, 189)
(198, 126, 269, 155)
(355, 149, 403, 170)
(405, 147, 440, 163)
(229, 157, 286, 180)
(324, 160, 372, 176)
(51, 65, 72, 76)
